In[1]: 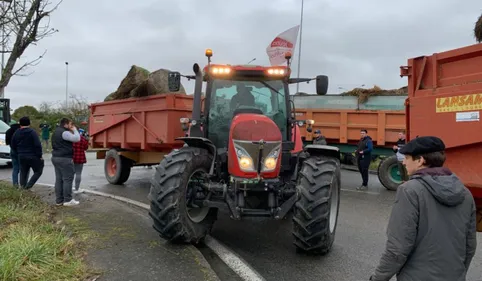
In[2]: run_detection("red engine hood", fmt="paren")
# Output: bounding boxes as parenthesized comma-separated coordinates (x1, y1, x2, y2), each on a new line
(228, 113, 282, 179)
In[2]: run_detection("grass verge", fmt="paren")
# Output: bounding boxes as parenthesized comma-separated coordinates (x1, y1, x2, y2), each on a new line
(0, 182, 93, 281)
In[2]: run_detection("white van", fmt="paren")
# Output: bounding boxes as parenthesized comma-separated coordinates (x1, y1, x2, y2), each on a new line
(0, 120, 12, 166)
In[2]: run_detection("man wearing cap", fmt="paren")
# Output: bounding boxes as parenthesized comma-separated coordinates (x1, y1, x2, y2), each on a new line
(312, 129, 327, 145)
(370, 136, 477, 281)
(10, 116, 44, 189)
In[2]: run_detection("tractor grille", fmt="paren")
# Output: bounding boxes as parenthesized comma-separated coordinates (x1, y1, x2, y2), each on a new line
(233, 140, 281, 172)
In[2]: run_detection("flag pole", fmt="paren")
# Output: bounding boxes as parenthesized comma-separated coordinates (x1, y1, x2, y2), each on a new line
(295, 0, 304, 94)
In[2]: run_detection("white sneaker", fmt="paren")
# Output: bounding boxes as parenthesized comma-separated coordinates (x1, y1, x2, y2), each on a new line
(73, 189, 83, 194)
(63, 199, 80, 206)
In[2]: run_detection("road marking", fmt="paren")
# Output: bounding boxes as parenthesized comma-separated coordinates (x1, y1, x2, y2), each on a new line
(36, 182, 266, 281)
(341, 188, 380, 196)
(204, 236, 266, 281)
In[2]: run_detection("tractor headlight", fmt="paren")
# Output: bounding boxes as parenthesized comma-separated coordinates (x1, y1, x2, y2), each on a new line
(262, 146, 281, 172)
(234, 145, 255, 172)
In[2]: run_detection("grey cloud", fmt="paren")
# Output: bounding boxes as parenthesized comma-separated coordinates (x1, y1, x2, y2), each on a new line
(4, 0, 481, 110)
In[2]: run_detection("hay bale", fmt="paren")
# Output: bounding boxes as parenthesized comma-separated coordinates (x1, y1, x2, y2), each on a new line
(116, 65, 150, 97)
(475, 13, 482, 43)
(340, 85, 407, 103)
(143, 68, 186, 96)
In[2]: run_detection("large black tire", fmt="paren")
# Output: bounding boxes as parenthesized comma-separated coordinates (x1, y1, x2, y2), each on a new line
(104, 149, 132, 185)
(148, 147, 217, 244)
(377, 155, 402, 191)
(292, 155, 341, 255)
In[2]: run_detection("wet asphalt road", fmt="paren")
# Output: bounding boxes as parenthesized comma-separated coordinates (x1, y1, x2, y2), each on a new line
(1, 152, 481, 281)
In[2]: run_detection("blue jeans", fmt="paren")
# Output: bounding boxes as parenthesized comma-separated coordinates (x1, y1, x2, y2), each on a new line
(10, 149, 19, 186)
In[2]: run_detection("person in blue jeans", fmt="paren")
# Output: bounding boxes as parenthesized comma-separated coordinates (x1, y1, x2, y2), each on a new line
(6, 122, 21, 186)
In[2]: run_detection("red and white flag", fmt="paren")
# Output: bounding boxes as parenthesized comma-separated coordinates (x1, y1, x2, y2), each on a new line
(266, 25, 300, 66)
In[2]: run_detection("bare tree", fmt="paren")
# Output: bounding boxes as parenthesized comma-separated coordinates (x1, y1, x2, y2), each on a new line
(0, 0, 62, 93)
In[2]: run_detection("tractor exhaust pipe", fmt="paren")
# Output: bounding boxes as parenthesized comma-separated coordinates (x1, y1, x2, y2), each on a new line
(192, 63, 203, 121)
(190, 63, 204, 137)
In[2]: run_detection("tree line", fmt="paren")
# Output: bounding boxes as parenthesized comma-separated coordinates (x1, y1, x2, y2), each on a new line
(12, 94, 90, 133)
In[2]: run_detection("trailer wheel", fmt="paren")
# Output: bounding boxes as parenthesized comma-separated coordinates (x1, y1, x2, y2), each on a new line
(104, 149, 132, 185)
(148, 147, 217, 244)
(292, 155, 341, 255)
(377, 155, 402, 191)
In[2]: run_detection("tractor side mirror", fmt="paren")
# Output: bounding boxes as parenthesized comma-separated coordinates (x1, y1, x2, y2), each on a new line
(316, 75, 329, 95)
(168, 71, 181, 92)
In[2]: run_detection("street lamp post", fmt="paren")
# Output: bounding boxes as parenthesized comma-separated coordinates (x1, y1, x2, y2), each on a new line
(295, 0, 304, 94)
(65, 61, 68, 109)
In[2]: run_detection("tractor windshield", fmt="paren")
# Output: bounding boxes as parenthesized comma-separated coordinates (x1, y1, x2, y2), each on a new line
(207, 79, 288, 148)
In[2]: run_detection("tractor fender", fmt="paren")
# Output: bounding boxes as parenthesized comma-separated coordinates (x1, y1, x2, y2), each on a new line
(175, 137, 217, 174)
(303, 144, 340, 160)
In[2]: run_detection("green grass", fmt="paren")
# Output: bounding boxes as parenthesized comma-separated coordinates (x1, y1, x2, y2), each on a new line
(0, 183, 92, 281)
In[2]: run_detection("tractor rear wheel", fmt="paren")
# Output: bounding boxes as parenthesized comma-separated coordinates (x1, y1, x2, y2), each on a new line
(148, 147, 217, 244)
(104, 149, 132, 185)
(292, 155, 341, 255)
(377, 155, 402, 191)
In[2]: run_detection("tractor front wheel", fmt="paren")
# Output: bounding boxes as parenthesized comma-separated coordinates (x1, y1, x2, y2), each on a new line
(148, 147, 217, 244)
(292, 155, 341, 255)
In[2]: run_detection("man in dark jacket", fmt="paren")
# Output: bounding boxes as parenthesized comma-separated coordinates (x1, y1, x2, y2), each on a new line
(51, 118, 80, 206)
(10, 116, 44, 189)
(355, 129, 373, 190)
(312, 129, 327, 145)
(6, 122, 21, 186)
(370, 136, 477, 281)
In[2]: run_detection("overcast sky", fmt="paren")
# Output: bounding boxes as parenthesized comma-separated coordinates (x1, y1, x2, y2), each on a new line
(4, 0, 481, 110)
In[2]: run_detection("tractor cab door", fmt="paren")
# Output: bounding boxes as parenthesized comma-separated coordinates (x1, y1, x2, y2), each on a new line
(207, 79, 288, 149)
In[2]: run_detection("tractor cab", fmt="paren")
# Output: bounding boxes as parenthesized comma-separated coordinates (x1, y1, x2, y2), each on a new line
(203, 64, 291, 149)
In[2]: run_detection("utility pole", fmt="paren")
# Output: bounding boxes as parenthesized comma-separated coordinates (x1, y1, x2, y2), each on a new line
(0, 1, 6, 99)
(295, 0, 304, 94)
(65, 61, 68, 109)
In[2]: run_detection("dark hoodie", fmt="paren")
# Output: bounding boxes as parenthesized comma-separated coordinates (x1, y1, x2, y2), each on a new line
(5, 124, 21, 146)
(371, 167, 477, 281)
(10, 127, 43, 158)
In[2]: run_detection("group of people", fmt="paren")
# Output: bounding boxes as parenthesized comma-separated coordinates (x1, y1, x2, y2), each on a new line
(5, 117, 89, 206)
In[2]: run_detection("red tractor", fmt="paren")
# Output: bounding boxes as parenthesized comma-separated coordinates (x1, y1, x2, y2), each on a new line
(148, 49, 342, 255)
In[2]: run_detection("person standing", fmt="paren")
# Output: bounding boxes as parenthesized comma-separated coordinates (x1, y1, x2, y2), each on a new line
(39, 122, 51, 152)
(370, 136, 476, 281)
(393, 131, 408, 183)
(72, 128, 88, 193)
(355, 129, 373, 190)
(6, 121, 21, 187)
(312, 129, 327, 145)
(10, 117, 44, 189)
(51, 118, 81, 206)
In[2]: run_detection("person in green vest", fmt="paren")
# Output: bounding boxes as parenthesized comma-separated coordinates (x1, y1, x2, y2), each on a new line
(39, 122, 51, 152)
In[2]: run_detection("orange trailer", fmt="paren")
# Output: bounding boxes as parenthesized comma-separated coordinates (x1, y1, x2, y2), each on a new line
(89, 94, 193, 184)
(400, 43, 482, 231)
(293, 95, 406, 191)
